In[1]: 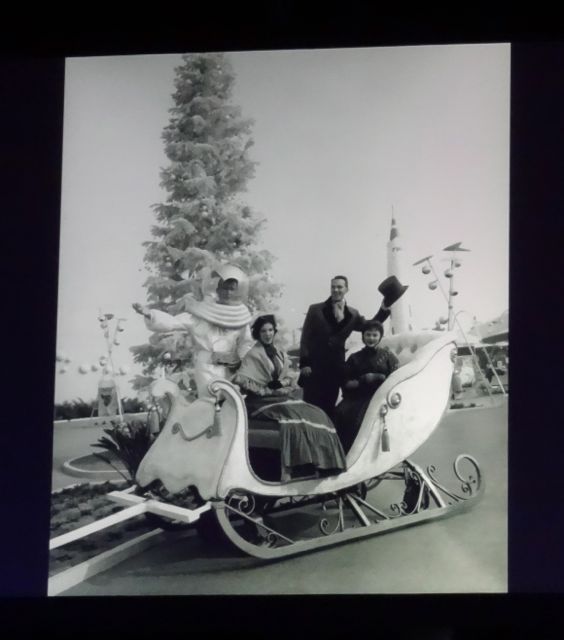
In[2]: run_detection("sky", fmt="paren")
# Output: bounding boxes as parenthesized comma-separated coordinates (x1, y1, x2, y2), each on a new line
(55, 44, 510, 403)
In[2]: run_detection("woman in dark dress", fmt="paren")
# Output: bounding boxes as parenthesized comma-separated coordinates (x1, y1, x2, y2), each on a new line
(233, 315, 346, 481)
(334, 320, 399, 453)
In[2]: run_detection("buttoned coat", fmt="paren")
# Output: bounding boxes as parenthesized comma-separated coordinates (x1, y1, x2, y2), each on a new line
(298, 298, 390, 415)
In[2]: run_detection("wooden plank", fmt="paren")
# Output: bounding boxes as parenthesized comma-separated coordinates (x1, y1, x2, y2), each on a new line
(107, 488, 211, 523)
(49, 503, 147, 550)
(145, 500, 211, 523)
(48, 529, 164, 596)
(107, 490, 147, 506)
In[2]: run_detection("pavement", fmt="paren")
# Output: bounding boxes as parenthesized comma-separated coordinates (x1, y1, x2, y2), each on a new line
(57, 396, 508, 595)
(51, 424, 125, 491)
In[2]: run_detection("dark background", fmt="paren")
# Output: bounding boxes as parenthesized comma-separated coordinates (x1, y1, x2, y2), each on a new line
(2, 9, 564, 638)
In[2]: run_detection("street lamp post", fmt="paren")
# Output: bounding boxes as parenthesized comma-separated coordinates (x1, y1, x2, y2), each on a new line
(414, 242, 470, 332)
(446, 257, 456, 330)
(56, 313, 132, 422)
(98, 312, 126, 423)
(443, 242, 470, 330)
(415, 244, 506, 401)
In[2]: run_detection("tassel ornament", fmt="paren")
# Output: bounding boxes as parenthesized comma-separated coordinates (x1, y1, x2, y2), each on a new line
(379, 404, 391, 452)
(381, 426, 390, 452)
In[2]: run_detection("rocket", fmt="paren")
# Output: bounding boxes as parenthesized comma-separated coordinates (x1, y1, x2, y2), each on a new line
(386, 214, 411, 334)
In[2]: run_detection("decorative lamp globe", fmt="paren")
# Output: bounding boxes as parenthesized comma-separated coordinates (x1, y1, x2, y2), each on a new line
(444, 269, 453, 278)
(119, 365, 130, 375)
(422, 265, 431, 275)
(454, 259, 462, 268)
(59, 367, 67, 374)
(429, 281, 438, 291)
(91, 364, 99, 372)
(439, 316, 448, 324)
(79, 364, 90, 374)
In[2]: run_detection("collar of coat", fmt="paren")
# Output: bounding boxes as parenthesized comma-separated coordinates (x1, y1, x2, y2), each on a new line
(323, 297, 352, 328)
(324, 296, 349, 310)
(180, 294, 252, 329)
(236, 342, 287, 386)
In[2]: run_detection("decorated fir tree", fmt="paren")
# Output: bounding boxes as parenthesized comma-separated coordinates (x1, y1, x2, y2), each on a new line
(131, 53, 282, 389)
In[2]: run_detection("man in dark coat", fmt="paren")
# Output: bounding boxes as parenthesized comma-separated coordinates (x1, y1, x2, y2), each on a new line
(298, 275, 407, 417)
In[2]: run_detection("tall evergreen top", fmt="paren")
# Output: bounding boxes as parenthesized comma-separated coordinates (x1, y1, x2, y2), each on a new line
(131, 53, 283, 384)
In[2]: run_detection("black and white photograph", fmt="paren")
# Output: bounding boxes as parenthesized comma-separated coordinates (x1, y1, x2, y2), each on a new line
(49, 44, 509, 596)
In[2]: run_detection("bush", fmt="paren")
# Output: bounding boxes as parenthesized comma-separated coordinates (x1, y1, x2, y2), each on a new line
(54, 398, 96, 420)
(79, 540, 97, 551)
(78, 503, 93, 515)
(120, 397, 146, 413)
(91, 420, 154, 482)
(95, 505, 115, 519)
(65, 508, 82, 522)
(57, 523, 73, 535)
(54, 396, 146, 420)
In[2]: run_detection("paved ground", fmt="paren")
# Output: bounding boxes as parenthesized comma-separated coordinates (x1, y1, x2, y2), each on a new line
(58, 396, 507, 595)
(51, 424, 124, 491)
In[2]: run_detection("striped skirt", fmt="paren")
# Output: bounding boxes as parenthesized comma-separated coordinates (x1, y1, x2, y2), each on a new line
(251, 400, 347, 477)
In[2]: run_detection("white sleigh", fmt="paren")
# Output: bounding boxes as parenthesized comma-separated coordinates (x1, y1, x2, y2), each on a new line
(107, 330, 484, 559)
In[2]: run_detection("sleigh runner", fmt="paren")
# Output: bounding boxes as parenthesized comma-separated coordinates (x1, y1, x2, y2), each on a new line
(50, 330, 484, 560)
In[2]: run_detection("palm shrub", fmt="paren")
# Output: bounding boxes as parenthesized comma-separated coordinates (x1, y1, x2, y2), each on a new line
(91, 419, 154, 483)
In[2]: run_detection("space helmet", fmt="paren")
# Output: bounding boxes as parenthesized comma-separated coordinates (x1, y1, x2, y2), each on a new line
(200, 263, 249, 304)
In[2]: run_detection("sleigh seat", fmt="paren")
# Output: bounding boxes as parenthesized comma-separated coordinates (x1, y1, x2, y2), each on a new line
(246, 332, 443, 450)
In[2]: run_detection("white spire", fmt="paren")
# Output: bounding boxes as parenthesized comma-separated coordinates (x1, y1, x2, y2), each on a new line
(386, 210, 410, 334)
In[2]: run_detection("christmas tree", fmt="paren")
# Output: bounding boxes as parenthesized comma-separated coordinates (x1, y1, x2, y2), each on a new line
(131, 53, 283, 389)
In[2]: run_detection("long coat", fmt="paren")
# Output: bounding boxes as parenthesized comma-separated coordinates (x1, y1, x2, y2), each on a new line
(298, 298, 390, 416)
(334, 345, 399, 452)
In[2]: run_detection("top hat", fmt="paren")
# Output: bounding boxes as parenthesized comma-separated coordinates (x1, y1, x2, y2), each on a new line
(378, 275, 408, 307)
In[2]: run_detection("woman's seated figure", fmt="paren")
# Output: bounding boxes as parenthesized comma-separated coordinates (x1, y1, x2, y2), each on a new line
(234, 315, 346, 481)
(334, 320, 399, 453)
(232, 314, 296, 414)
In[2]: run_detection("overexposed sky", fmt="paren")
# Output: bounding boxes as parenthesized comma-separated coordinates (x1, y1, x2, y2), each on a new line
(55, 44, 510, 403)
